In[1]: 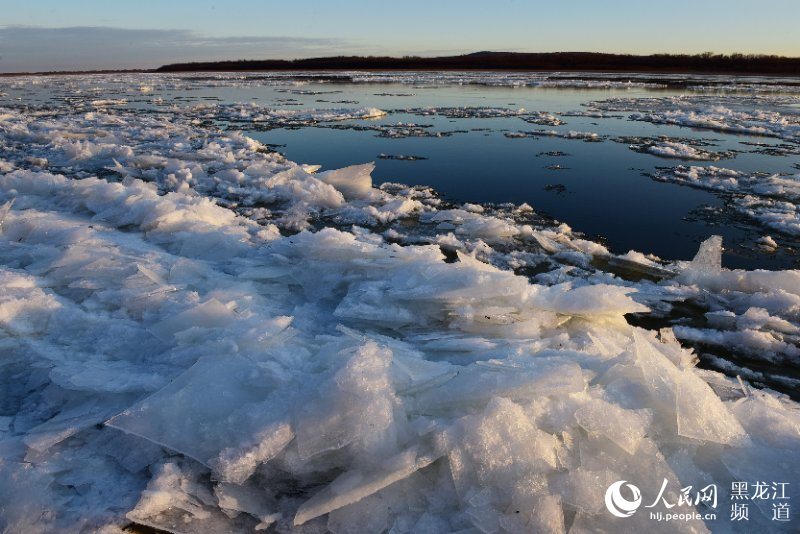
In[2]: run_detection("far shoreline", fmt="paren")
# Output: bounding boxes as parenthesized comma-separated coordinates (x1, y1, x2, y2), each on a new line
(3, 51, 800, 79)
(2, 67, 800, 81)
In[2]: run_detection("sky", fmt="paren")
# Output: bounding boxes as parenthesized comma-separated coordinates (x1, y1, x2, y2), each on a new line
(1, 0, 798, 72)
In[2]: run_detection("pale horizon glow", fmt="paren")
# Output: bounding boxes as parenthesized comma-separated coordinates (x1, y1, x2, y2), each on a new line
(1, 0, 798, 72)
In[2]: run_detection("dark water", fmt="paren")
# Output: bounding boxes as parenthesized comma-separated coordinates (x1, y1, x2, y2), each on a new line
(239, 84, 799, 270)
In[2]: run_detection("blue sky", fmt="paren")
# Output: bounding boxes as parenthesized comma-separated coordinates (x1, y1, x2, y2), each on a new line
(1, 0, 798, 72)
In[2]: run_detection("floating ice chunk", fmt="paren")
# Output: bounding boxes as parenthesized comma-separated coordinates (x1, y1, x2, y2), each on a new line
(734, 194, 800, 236)
(757, 235, 778, 250)
(317, 163, 375, 199)
(678, 236, 800, 297)
(91, 99, 127, 107)
(504, 129, 603, 142)
(616, 250, 659, 268)
(673, 325, 800, 364)
(641, 141, 731, 161)
(652, 165, 742, 192)
(630, 105, 800, 142)
(737, 306, 798, 334)
(301, 163, 321, 174)
(704, 310, 736, 329)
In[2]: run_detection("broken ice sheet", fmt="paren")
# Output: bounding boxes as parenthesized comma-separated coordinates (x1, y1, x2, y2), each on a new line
(293, 446, 440, 526)
(4, 73, 800, 533)
(412, 360, 586, 413)
(574, 398, 652, 455)
(127, 461, 259, 534)
(24, 395, 133, 454)
(147, 298, 237, 342)
(634, 331, 748, 445)
(107, 355, 295, 473)
(214, 482, 280, 529)
(293, 341, 398, 463)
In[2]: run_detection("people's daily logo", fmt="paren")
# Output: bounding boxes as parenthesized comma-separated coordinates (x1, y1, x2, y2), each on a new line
(605, 480, 642, 518)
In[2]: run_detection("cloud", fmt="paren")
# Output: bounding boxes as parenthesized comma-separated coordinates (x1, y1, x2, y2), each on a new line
(0, 26, 356, 72)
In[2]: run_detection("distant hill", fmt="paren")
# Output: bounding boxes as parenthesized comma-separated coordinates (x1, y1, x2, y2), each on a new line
(157, 51, 800, 75)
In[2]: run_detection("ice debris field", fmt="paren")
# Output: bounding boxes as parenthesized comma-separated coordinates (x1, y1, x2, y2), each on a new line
(0, 72, 799, 533)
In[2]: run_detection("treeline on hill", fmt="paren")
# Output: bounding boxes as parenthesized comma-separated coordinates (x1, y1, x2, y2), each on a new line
(157, 52, 800, 75)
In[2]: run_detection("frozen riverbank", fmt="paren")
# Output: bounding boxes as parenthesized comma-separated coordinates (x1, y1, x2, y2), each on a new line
(0, 76, 799, 532)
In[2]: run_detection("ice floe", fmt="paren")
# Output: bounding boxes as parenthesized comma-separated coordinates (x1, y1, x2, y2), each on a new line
(589, 95, 800, 143)
(635, 141, 734, 161)
(652, 166, 800, 235)
(504, 130, 604, 142)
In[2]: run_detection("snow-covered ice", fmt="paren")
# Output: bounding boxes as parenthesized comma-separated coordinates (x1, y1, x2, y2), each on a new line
(589, 95, 800, 143)
(629, 140, 734, 161)
(652, 166, 800, 236)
